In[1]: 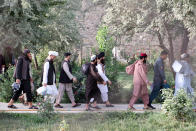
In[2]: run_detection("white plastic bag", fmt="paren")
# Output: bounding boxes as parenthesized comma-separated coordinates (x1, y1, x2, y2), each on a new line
(172, 60, 182, 73)
(36, 86, 47, 96)
(46, 85, 58, 96)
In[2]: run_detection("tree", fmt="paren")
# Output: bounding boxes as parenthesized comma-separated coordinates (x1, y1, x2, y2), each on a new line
(103, 0, 195, 77)
(0, 0, 82, 68)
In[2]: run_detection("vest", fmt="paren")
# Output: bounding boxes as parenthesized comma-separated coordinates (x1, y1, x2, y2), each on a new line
(59, 60, 73, 83)
(14, 56, 31, 80)
(41, 59, 56, 85)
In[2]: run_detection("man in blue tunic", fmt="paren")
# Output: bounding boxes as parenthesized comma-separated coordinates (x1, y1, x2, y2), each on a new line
(148, 51, 168, 109)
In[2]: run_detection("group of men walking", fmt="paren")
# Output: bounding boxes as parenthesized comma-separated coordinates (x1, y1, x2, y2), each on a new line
(7, 49, 113, 110)
(128, 51, 195, 110)
(4, 48, 195, 111)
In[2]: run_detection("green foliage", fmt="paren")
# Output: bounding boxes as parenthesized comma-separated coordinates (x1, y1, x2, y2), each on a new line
(96, 26, 120, 100)
(0, 67, 15, 102)
(162, 88, 195, 121)
(59, 120, 70, 131)
(37, 95, 56, 120)
(0, 0, 82, 54)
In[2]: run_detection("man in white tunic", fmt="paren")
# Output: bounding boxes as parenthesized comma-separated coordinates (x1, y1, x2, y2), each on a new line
(96, 52, 114, 107)
(174, 53, 195, 96)
(42, 51, 59, 103)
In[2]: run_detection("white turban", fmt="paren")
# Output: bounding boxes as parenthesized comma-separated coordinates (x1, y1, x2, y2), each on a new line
(180, 53, 189, 59)
(48, 51, 59, 56)
(91, 55, 97, 61)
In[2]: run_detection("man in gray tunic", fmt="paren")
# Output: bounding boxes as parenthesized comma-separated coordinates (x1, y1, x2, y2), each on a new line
(55, 53, 81, 108)
(148, 51, 168, 109)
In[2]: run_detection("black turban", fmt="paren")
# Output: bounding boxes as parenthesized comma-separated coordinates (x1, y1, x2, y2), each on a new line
(97, 52, 105, 59)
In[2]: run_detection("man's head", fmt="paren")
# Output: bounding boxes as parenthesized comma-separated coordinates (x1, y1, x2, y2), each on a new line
(91, 55, 97, 64)
(160, 50, 168, 60)
(180, 53, 190, 61)
(97, 52, 105, 64)
(139, 53, 148, 63)
(64, 52, 71, 61)
(23, 49, 32, 61)
(48, 51, 58, 61)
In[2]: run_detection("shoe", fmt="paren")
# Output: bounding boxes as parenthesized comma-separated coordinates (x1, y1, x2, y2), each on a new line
(147, 104, 156, 109)
(72, 103, 81, 108)
(106, 104, 114, 107)
(29, 105, 38, 109)
(143, 106, 153, 110)
(85, 107, 93, 111)
(8, 105, 17, 109)
(128, 106, 136, 111)
(54, 104, 63, 108)
(90, 105, 101, 110)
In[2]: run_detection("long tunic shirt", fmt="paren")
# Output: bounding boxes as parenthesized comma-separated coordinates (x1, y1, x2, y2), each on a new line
(96, 63, 109, 93)
(133, 60, 149, 96)
(175, 60, 195, 96)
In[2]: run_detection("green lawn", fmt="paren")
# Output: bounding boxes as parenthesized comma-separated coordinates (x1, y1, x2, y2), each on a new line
(0, 112, 195, 131)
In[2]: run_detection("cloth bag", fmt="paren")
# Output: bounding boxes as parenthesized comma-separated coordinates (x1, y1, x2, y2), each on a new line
(126, 61, 138, 75)
(172, 60, 182, 73)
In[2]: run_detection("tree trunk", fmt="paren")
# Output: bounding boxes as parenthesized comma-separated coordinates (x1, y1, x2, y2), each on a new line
(33, 53, 39, 70)
(180, 28, 189, 54)
(164, 23, 175, 78)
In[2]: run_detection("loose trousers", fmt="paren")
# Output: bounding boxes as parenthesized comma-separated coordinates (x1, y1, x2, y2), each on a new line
(56, 83, 75, 104)
(129, 84, 149, 107)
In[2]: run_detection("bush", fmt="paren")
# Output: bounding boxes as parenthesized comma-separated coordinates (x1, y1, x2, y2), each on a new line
(0, 67, 15, 102)
(37, 96, 56, 120)
(162, 88, 195, 121)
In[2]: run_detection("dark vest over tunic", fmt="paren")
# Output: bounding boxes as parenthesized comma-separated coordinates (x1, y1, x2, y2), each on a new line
(41, 59, 56, 85)
(59, 60, 73, 84)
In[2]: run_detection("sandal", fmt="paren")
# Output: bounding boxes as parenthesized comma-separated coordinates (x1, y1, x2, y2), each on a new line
(90, 105, 101, 110)
(55, 104, 63, 108)
(85, 107, 93, 111)
(143, 106, 153, 110)
(106, 104, 114, 107)
(29, 105, 38, 109)
(128, 106, 136, 111)
(72, 103, 81, 108)
(8, 105, 17, 109)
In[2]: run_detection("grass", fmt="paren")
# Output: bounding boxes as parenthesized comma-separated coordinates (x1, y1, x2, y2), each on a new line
(0, 112, 195, 131)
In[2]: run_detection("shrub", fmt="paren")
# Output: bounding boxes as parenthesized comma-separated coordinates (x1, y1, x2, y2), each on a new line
(59, 120, 69, 131)
(37, 95, 56, 120)
(162, 88, 195, 121)
(0, 67, 15, 102)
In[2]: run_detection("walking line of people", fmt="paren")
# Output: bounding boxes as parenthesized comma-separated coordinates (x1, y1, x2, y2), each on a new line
(3, 49, 195, 111)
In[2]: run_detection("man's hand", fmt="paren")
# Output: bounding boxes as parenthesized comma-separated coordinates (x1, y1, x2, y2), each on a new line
(43, 83, 47, 87)
(16, 79, 21, 84)
(164, 80, 167, 84)
(103, 81, 107, 85)
(73, 77, 77, 83)
(108, 80, 112, 85)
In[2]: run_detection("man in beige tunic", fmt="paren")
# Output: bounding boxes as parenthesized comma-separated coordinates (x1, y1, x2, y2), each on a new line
(55, 53, 81, 108)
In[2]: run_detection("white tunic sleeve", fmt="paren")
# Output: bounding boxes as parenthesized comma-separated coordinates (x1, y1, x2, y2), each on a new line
(42, 62, 49, 85)
(96, 64, 109, 82)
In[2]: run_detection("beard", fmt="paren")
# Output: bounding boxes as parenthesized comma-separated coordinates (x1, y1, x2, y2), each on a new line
(143, 60, 147, 64)
(101, 59, 105, 65)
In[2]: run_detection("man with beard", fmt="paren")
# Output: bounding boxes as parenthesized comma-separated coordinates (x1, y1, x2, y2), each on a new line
(42, 51, 59, 103)
(8, 49, 38, 109)
(96, 52, 114, 107)
(148, 51, 168, 109)
(85, 55, 106, 111)
(128, 53, 152, 110)
(55, 52, 81, 108)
